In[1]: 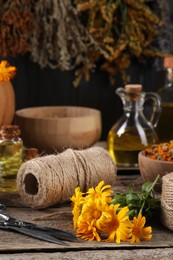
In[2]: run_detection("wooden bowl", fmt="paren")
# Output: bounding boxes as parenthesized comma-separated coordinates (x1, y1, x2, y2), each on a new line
(138, 150, 173, 192)
(15, 106, 102, 153)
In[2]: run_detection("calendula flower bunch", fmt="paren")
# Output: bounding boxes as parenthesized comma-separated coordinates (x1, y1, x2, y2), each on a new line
(71, 178, 160, 244)
(0, 60, 16, 82)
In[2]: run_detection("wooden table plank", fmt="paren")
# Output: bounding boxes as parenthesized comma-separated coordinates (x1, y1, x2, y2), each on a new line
(1, 248, 173, 260)
(0, 206, 173, 252)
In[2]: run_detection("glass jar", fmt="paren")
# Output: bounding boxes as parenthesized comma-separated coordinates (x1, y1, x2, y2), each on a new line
(156, 56, 173, 142)
(0, 125, 23, 192)
(107, 84, 161, 168)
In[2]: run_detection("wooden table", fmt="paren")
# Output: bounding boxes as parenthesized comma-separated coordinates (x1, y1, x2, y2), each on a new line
(0, 174, 173, 260)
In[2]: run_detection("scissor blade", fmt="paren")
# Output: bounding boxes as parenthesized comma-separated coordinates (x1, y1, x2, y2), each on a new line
(27, 225, 78, 242)
(17, 220, 77, 242)
(0, 225, 69, 245)
(0, 214, 77, 242)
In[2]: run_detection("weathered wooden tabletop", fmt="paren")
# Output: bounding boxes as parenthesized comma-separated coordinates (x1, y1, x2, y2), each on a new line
(0, 173, 173, 260)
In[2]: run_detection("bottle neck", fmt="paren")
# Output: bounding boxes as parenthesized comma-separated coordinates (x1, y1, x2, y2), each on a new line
(0, 134, 20, 140)
(0, 136, 21, 142)
(122, 99, 144, 112)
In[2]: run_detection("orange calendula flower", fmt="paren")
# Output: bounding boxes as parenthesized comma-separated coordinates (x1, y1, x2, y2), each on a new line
(0, 60, 16, 82)
(77, 218, 101, 241)
(129, 213, 152, 244)
(97, 204, 133, 244)
(86, 180, 113, 203)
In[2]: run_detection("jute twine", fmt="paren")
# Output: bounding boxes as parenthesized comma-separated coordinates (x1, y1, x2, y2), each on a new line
(161, 172, 173, 230)
(17, 147, 117, 209)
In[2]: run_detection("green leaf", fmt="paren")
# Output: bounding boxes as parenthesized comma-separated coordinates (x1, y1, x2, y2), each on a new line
(126, 193, 140, 203)
(112, 194, 126, 205)
(127, 184, 134, 194)
(142, 182, 153, 193)
(111, 175, 161, 220)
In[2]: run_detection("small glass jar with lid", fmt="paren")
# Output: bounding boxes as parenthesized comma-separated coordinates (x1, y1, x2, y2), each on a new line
(0, 124, 23, 192)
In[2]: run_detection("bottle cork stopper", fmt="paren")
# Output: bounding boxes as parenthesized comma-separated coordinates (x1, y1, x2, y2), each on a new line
(164, 57, 173, 68)
(0, 125, 21, 138)
(125, 84, 142, 93)
(24, 148, 38, 161)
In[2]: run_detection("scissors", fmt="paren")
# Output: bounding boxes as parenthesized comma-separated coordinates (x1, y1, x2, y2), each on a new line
(0, 204, 77, 245)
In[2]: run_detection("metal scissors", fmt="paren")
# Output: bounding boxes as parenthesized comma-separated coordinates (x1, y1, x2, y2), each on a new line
(0, 204, 77, 245)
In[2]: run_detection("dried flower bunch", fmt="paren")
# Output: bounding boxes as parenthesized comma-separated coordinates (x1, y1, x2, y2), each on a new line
(71, 176, 160, 243)
(0, 60, 16, 82)
(0, 0, 33, 56)
(73, 0, 166, 84)
(0, 0, 171, 85)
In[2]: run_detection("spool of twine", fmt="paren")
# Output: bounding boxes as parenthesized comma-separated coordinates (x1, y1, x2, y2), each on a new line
(161, 172, 173, 230)
(17, 147, 117, 209)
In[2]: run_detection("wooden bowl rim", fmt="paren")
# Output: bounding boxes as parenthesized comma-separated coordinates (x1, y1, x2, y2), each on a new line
(139, 150, 173, 165)
(15, 106, 101, 120)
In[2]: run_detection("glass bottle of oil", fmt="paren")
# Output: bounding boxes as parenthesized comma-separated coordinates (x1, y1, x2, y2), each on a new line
(107, 84, 161, 168)
(0, 125, 23, 192)
(156, 56, 173, 142)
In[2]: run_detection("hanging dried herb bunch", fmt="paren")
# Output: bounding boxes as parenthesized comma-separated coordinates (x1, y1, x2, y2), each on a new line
(72, 0, 167, 84)
(157, 0, 173, 54)
(0, 0, 33, 56)
(30, 0, 102, 83)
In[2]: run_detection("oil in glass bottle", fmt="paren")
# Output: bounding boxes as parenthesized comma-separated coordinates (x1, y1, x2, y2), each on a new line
(107, 84, 161, 168)
(0, 125, 23, 192)
(156, 56, 173, 142)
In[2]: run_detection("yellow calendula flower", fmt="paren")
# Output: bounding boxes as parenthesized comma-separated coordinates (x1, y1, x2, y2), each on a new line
(129, 213, 152, 244)
(76, 198, 109, 241)
(0, 60, 16, 82)
(77, 198, 109, 241)
(81, 198, 109, 221)
(71, 187, 85, 230)
(97, 204, 133, 244)
(86, 180, 113, 203)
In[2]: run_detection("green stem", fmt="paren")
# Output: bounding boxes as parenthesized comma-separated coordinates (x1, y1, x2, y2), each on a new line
(139, 174, 160, 215)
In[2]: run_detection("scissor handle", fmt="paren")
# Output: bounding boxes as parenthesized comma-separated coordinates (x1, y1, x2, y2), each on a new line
(0, 213, 9, 222)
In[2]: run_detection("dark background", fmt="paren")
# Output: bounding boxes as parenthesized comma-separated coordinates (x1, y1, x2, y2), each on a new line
(8, 55, 165, 141)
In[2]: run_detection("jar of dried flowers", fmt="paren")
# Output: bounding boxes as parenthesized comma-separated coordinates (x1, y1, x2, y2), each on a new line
(0, 60, 16, 126)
